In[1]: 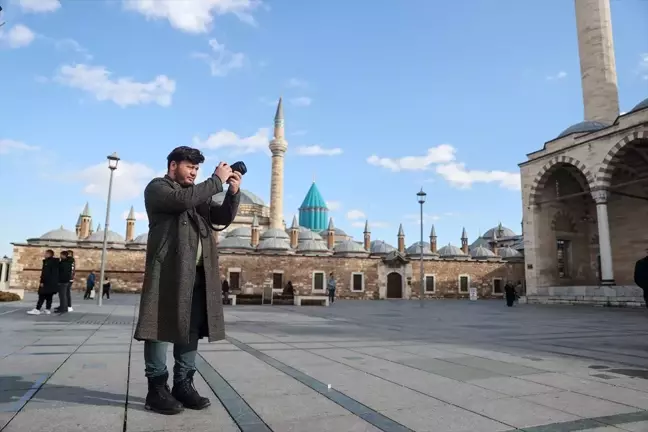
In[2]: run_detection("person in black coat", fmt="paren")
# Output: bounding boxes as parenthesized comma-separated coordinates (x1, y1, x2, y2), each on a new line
(504, 281, 517, 307)
(27, 250, 59, 315)
(55, 250, 74, 314)
(634, 251, 648, 308)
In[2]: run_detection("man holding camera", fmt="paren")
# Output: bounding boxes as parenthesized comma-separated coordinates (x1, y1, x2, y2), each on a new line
(134, 146, 242, 415)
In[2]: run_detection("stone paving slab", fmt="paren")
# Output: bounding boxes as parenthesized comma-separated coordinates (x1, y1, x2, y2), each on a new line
(5, 294, 648, 431)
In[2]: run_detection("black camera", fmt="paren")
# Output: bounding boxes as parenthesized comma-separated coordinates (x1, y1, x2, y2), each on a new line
(230, 161, 247, 176)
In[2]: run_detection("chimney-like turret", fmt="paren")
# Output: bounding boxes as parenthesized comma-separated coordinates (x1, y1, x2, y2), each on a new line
(289, 215, 299, 249)
(429, 225, 437, 253)
(75, 214, 82, 238)
(363, 220, 371, 251)
(251, 214, 260, 247)
(461, 227, 468, 254)
(397, 224, 405, 253)
(490, 230, 499, 256)
(326, 217, 335, 250)
(125, 206, 136, 242)
(79, 202, 92, 239)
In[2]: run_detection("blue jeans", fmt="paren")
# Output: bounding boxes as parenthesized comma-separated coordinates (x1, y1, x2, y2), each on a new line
(144, 267, 207, 383)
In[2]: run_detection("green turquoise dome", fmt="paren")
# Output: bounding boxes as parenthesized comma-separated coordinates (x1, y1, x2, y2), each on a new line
(298, 182, 329, 231)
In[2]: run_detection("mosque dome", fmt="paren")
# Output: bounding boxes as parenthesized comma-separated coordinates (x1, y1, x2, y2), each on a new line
(370, 240, 395, 255)
(334, 240, 368, 256)
(218, 236, 254, 251)
(497, 246, 523, 259)
(438, 244, 467, 258)
(257, 228, 292, 252)
(556, 121, 609, 139)
(469, 237, 490, 249)
(299, 183, 329, 231)
(260, 228, 290, 240)
(629, 97, 648, 113)
(84, 230, 125, 243)
(297, 239, 331, 254)
(470, 246, 497, 259)
(405, 241, 436, 257)
(212, 189, 266, 207)
(482, 224, 517, 240)
(132, 233, 148, 244)
(298, 230, 323, 242)
(38, 226, 78, 242)
(226, 227, 252, 239)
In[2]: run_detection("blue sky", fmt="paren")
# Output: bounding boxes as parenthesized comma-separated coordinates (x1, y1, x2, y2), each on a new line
(1, 0, 647, 257)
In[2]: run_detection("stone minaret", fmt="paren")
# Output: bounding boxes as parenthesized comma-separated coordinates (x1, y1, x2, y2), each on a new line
(125, 206, 136, 242)
(251, 214, 260, 247)
(79, 202, 91, 239)
(326, 217, 335, 250)
(268, 97, 288, 229)
(289, 215, 299, 249)
(461, 227, 468, 254)
(429, 225, 437, 253)
(397, 224, 405, 253)
(363, 220, 371, 251)
(574, 0, 619, 124)
(75, 214, 82, 237)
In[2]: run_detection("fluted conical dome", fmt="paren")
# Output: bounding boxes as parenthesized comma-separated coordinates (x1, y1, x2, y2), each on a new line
(298, 182, 328, 231)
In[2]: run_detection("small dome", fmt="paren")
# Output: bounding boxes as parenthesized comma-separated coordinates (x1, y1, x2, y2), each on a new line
(226, 227, 252, 238)
(318, 227, 348, 237)
(498, 246, 523, 258)
(370, 240, 395, 254)
(405, 241, 435, 256)
(470, 246, 496, 259)
(557, 121, 608, 139)
(213, 189, 266, 206)
(629, 97, 648, 113)
(297, 239, 330, 253)
(260, 228, 290, 240)
(334, 240, 367, 254)
(298, 230, 323, 242)
(257, 237, 292, 251)
(39, 226, 78, 241)
(438, 244, 467, 257)
(132, 233, 148, 244)
(85, 230, 125, 243)
(218, 236, 253, 250)
(470, 237, 490, 249)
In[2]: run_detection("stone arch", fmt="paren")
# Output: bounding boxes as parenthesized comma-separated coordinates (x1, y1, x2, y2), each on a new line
(551, 210, 577, 233)
(597, 129, 648, 188)
(529, 156, 596, 206)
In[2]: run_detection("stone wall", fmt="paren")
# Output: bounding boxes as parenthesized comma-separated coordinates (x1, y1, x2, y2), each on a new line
(10, 244, 524, 300)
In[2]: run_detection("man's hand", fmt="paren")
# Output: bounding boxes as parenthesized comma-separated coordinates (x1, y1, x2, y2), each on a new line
(214, 162, 233, 184)
(227, 171, 242, 194)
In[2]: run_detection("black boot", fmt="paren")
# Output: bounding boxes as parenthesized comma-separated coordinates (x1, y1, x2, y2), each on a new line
(172, 370, 211, 410)
(145, 373, 184, 415)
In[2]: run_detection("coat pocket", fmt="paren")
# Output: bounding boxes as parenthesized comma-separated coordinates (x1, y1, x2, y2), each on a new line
(154, 237, 170, 263)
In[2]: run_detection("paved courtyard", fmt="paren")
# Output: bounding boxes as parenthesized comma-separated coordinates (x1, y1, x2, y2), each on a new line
(3, 294, 648, 432)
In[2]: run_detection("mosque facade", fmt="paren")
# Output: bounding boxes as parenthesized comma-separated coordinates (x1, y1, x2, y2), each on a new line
(520, 0, 648, 306)
(8, 98, 524, 300)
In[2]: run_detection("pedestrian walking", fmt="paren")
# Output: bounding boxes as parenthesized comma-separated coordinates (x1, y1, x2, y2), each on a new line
(27, 249, 59, 315)
(327, 272, 337, 304)
(133, 147, 241, 415)
(504, 281, 517, 307)
(102, 277, 111, 299)
(84, 271, 96, 299)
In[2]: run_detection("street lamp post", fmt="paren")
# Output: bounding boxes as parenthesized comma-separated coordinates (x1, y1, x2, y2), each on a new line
(97, 152, 120, 306)
(417, 188, 427, 307)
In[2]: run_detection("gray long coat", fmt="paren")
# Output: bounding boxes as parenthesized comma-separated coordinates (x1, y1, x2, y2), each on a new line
(134, 175, 240, 344)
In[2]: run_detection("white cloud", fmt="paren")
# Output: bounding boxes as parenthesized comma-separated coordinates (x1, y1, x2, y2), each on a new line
(640, 53, 648, 80)
(346, 209, 365, 220)
(435, 163, 521, 190)
(290, 96, 312, 107)
(121, 209, 148, 221)
(326, 201, 341, 211)
(74, 160, 157, 202)
(286, 78, 308, 88)
(0, 24, 35, 49)
(192, 39, 245, 77)
(295, 145, 342, 156)
(367, 145, 455, 172)
(0, 138, 39, 154)
(546, 71, 567, 80)
(123, 0, 261, 33)
(54, 38, 93, 60)
(18, 0, 61, 13)
(55, 64, 176, 107)
(194, 128, 270, 154)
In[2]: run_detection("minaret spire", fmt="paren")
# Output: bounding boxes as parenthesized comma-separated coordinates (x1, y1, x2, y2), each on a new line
(269, 97, 288, 229)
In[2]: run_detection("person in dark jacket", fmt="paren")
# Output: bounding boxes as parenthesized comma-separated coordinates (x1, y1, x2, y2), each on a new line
(85, 271, 96, 299)
(504, 282, 517, 307)
(102, 276, 111, 299)
(283, 281, 294, 297)
(27, 250, 59, 315)
(221, 279, 230, 304)
(634, 252, 648, 308)
(56, 251, 74, 314)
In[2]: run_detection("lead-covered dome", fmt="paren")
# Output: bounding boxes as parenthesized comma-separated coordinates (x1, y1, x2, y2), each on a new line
(470, 245, 496, 259)
(218, 236, 254, 251)
(260, 228, 290, 240)
(629, 97, 648, 113)
(483, 224, 517, 240)
(405, 241, 436, 257)
(497, 246, 523, 259)
(132, 233, 148, 244)
(556, 121, 608, 139)
(212, 189, 266, 206)
(334, 240, 368, 256)
(438, 244, 467, 258)
(84, 230, 125, 243)
(226, 227, 252, 239)
(297, 239, 331, 253)
(370, 240, 395, 255)
(38, 226, 78, 242)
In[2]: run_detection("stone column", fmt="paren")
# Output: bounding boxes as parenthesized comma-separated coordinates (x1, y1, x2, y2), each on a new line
(0, 262, 6, 284)
(592, 189, 615, 285)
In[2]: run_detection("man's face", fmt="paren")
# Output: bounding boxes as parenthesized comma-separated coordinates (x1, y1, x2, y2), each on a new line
(44, 251, 52, 259)
(170, 161, 199, 186)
